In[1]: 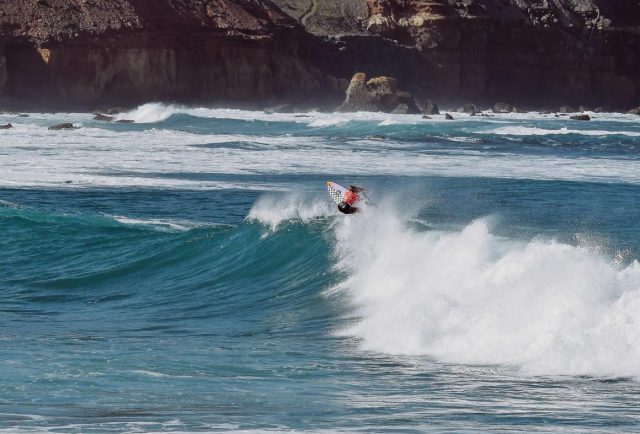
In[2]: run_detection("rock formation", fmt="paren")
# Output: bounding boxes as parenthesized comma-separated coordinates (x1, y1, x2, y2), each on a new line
(0, 0, 328, 108)
(290, 0, 640, 110)
(0, 0, 639, 110)
(338, 73, 420, 113)
(93, 113, 113, 121)
(493, 102, 513, 113)
(570, 114, 591, 121)
(48, 123, 76, 130)
(423, 99, 439, 115)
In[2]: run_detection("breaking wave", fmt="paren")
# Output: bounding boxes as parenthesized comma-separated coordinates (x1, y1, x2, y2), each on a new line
(299, 200, 640, 377)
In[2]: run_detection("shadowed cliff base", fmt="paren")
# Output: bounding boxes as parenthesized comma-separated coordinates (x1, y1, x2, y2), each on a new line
(0, 0, 639, 111)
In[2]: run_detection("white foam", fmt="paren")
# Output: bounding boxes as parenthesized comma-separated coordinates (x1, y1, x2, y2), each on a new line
(486, 126, 640, 137)
(111, 215, 209, 231)
(115, 102, 177, 123)
(378, 119, 399, 126)
(331, 207, 640, 377)
(308, 117, 349, 127)
(2, 108, 640, 189)
(246, 194, 334, 230)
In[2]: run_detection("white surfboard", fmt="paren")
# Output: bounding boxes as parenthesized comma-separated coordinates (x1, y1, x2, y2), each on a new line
(326, 181, 347, 205)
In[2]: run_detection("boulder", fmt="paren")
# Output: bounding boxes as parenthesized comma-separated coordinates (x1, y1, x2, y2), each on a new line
(93, 113, 113, 121)
(445, 113, 454, 120)
(17, 114, 29, 117)
(396, 91, 420, 114)
(423, 99, 439, 115)
(422, 115, 432, 119)
(457, 103, 477, 114)
(338, 73, 420, 113)
(493, 102, 513, 113)
(391, 104, 411, 114)
(570, 114, 591, 121)
(0, 123, 12, 129)
(48, 123, 77, 130)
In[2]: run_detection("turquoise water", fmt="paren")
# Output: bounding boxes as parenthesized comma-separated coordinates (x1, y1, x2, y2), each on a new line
(2, 106, 640, 432)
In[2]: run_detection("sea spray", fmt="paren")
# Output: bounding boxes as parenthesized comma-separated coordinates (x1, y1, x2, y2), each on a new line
(246, 194, 335, 230)
(331, 206, 640, 376)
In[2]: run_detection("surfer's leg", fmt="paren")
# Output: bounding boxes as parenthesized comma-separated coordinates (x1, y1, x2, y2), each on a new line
(338, 202, 352, 214)
(338, 202, 358, 214)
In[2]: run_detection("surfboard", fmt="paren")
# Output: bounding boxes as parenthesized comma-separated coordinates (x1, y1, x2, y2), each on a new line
(326, 181, 347, 205)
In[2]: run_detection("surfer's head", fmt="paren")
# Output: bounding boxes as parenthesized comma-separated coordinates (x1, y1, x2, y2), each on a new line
(349, 185, 361, 192)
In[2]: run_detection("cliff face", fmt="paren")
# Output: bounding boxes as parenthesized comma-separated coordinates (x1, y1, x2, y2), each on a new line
(0, 0, 328, 107)
(1, 0, 639, 109)
(285, 0, 640, 108)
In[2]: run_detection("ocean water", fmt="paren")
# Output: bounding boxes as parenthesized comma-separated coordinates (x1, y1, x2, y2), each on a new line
(2, 104, 640, 432)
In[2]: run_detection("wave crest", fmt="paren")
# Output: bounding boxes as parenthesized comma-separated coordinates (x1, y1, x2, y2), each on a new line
(333, 211, 640, 377)
(246, 193, 335, 230)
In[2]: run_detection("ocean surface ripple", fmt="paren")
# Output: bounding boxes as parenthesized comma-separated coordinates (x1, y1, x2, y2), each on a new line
(1, 105, 640, 432)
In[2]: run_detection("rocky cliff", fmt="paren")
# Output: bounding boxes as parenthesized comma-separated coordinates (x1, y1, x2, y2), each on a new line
(290, 0, 640, 109)
(0, 0, 331, 108)
(1, 0, 639, 110)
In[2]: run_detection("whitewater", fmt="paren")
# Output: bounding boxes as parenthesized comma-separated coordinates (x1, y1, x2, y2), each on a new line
(2, 104, 640, 432)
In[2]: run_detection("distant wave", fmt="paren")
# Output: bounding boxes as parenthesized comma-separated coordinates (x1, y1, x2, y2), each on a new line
(486, 126, 640, 137)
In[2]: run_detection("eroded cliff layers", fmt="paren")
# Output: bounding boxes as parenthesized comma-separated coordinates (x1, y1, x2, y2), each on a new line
(1, 0, 639, 109)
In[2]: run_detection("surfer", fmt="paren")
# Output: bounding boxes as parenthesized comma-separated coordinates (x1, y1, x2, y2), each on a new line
(338, 185, 363, 214)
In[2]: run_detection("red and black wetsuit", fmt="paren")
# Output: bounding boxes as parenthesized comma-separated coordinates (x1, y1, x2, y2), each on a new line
(338, 190, 359, 214)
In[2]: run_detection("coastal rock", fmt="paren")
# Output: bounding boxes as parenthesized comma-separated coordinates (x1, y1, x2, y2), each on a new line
(0, 0, 639, 109)
(0, 0, 319, 107)
(493, 102, 513, 113)
(423, 99, 439, 115)
(457, 103, 477, 114)
(93, 113, 113, 121)
(570, 114, 591, 121)
(391, 104, 410, 114)
(445, 113, 454, 120)
(396, 92, 420, 114)
(48, 123, 77, 130)
(338, 73, 419, 113)
(116, 119, 135, 123)
(0, 123, 12, 129)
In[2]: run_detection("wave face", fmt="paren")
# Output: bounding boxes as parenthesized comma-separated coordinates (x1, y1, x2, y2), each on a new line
(2, 106, 640, 432)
